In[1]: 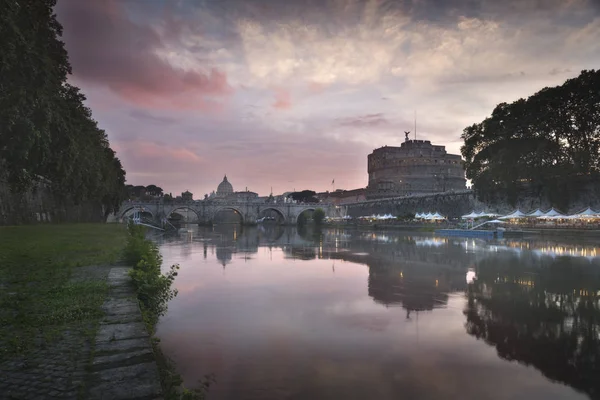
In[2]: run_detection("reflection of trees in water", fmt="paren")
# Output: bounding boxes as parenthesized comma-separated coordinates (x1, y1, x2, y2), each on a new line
(464, 256, 600, 399)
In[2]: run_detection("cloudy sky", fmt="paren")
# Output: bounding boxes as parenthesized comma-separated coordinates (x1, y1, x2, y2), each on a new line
(55, 0, 600, 197)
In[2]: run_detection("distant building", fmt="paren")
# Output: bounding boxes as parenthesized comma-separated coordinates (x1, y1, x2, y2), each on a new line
(317, 188, 366, 205)
(207, 175, 258, 202)
(216, 175, 234, 197)
(366, 138, 466, 199)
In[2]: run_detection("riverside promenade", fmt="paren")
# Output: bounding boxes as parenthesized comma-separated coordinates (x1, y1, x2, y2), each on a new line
(0, 266, 162, 400)
(86, 267, 162, 400)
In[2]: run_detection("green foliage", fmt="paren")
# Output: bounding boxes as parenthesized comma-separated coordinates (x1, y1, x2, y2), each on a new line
(0, 223, 127, 360)
(124, 223, 212, 398)
(124, 223, 179, 331)
(288, 190, 319, 203)
(297, 212, 308, 226)
(0, 0, 125, 215)
(152, 337, 215, 400)
(461, 70, 600, 208)
(313, 208, 326, 225)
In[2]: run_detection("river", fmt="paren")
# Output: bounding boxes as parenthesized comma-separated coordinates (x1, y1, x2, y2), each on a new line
(154, 225, 600, 400)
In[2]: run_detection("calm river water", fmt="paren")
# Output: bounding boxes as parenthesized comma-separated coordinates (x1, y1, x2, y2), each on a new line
(154, 225, 600, 400)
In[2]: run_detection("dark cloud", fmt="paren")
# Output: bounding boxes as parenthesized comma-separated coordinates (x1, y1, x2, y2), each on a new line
(337, 113, 389, 128)
(55, 0, 233, 109)
(129, 110, 177, 126)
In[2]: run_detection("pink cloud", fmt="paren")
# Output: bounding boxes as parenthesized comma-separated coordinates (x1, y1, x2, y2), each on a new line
(307, 82, 328, 94)
(272, 88, 292, 110)
(55, 0, 233, 111)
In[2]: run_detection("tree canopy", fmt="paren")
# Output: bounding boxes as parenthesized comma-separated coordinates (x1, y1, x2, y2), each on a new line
(287, 190, 319, 203)
(461, 70, 600, 207)
(0, 0, 125, 216)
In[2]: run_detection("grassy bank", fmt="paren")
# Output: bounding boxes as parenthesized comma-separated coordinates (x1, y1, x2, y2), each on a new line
(123, 224, 211, 399)
(0, 223, 127, 360)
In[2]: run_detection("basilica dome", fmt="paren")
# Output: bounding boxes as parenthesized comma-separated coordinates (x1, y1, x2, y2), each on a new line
(216, 175, 234, 196)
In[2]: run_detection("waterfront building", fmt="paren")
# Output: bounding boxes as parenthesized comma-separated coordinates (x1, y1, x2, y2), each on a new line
(366, 136, 466, 199)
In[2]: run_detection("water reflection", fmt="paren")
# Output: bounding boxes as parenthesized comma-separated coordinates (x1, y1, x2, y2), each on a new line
(464, 256, 600, 399)
(155, 226, 600, 400)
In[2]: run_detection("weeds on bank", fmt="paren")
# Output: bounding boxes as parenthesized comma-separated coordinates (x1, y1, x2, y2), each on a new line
(0, 224, 127, 360)
(124, 223, 212, 399)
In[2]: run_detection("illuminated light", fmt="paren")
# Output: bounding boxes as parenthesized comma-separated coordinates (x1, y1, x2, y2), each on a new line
(435, 279, 439, 287)
(466, 270, 476, 284)
(400, 272, 404, 278)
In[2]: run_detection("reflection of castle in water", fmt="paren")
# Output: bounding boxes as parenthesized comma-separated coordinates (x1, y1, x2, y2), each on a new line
(164, 226, 600, 398)
(317, 231, 475, 313)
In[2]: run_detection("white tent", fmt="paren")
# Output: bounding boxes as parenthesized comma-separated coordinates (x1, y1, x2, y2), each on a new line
(461, 211, 479, 219)
(574, 207, 600, 217)
(482, 212, 500, 217)
(528, 209, 545, 217)
(499, 210, 528, 220)
(428, 212, 446, 221)
(415, 212, 423, 219)
(542, 208, 564, 217)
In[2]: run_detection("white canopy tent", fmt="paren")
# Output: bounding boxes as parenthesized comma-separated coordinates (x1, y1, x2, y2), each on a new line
(574, 207, 600, 218)
(528, 209, 545, 217)
(542, 208, 564, 218)
(461, 211, 480, 219)
(427, 212, 446, 221)
(479, 211, 499, 218)
(499, 210, 528, 220)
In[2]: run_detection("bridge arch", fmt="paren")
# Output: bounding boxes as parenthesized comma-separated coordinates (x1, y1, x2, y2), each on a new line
(212, 206, 245, 224)
(166, 206, 201, 222)
(119, 206, 154, 221)
(295, 207, 316, 224)
(258, 207, 286, 224)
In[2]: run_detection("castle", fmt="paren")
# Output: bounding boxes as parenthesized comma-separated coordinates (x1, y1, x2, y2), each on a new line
(366, 135, 466, 199)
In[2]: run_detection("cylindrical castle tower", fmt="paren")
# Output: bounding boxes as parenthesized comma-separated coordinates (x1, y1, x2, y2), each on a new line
(366, 139, 466, 199)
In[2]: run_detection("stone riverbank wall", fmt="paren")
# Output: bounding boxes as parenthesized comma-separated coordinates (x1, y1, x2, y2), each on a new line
(343, 186, 600, 219)
(343, 190, 481, 219)
(0, 178, 105, 225)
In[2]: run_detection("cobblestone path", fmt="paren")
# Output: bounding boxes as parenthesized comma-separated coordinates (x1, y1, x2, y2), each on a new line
(0, 265, 112, 400)
(0, 266, 162, 400)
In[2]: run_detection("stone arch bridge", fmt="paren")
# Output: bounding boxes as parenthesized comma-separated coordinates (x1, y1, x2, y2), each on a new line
(116, 200, 338, 225)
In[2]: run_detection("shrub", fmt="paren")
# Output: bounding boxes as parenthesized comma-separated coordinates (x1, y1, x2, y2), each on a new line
(313, 208, 325, 225)
(124, 222, 179, 331)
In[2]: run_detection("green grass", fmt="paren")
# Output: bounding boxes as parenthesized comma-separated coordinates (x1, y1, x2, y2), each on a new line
(0, 223, 127, 360)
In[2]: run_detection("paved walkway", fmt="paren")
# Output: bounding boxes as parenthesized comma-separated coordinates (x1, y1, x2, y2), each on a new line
(0, 267, 163, 400)
(85, 267, 162, 400)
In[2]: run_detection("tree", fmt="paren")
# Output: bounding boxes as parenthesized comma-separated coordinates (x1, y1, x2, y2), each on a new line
(313, 208, 325, 225)
(145, 185, 163, 197)
(0, 0, 71, 190)
(0, 0, 126, 219)
(288, 190, 319, 203)
(464, 257, 600, 398)
(461, 70, 600, 208)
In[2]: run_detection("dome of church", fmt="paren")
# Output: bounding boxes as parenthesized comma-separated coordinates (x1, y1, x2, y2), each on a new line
(216, 175, 233, 196)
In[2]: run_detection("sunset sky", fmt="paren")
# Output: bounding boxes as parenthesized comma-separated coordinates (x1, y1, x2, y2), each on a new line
(54, 0, 600, 197)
